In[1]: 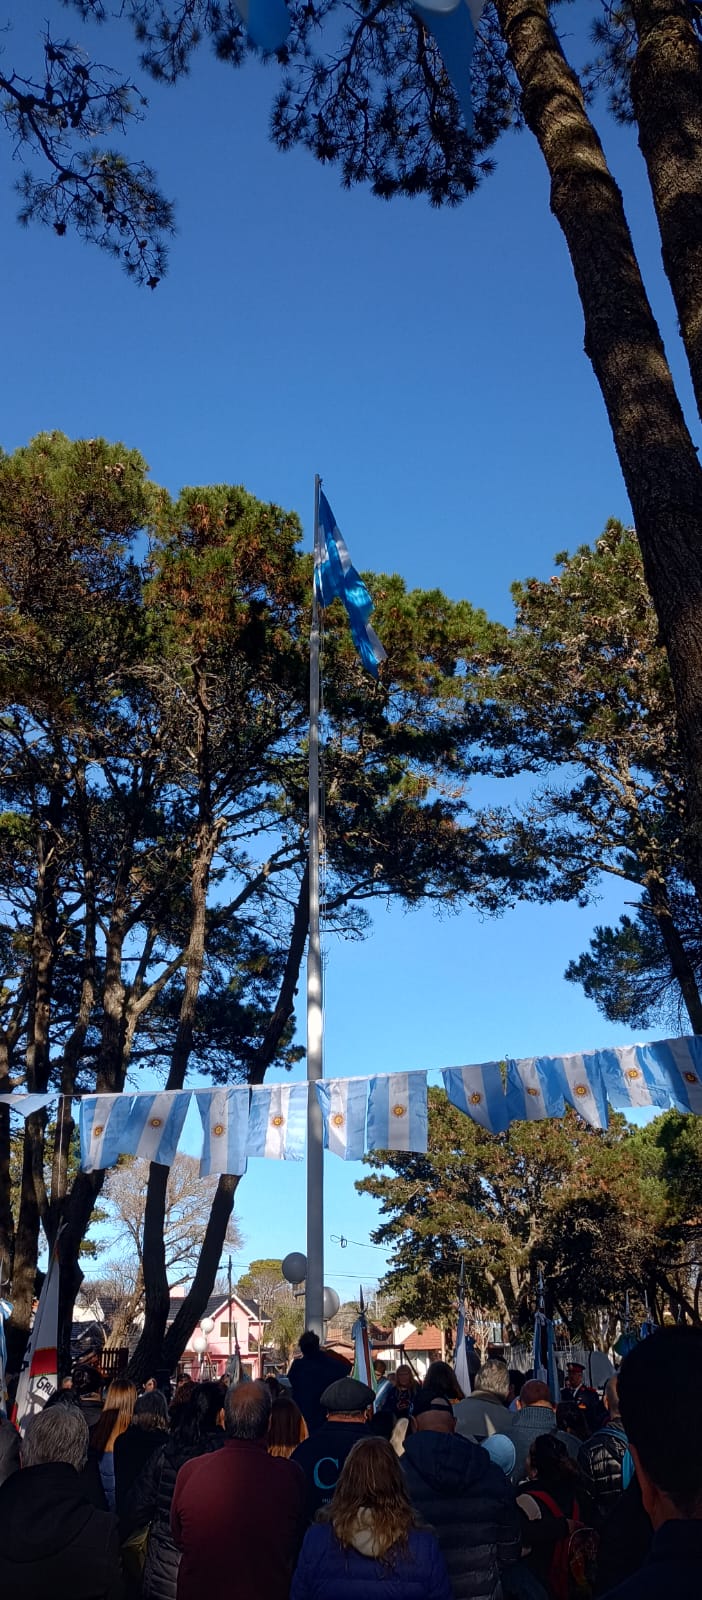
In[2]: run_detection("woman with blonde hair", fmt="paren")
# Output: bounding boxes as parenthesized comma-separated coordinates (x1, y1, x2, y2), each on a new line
(89, 1374, 137, 1510)
(291, 1436, 452, 1600)
(268, 1394, 308, 1458)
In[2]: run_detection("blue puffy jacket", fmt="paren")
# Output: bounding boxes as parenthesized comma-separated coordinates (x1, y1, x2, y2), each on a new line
(290, 1519, 453, 1600)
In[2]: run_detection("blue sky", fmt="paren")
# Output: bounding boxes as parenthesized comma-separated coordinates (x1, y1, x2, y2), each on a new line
(3, 4, 697, 1299)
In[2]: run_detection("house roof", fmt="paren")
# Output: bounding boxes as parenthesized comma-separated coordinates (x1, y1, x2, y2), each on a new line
(402, 1326, 443, 1351)
(166, 1291, 270, 1329)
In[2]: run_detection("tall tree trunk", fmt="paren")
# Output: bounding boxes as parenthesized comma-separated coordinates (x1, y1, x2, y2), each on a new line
(496, 0, 702, 910)
(629, 0, 702, 420)
(644, 871, 702, 1031)
(159, 1173, 242, 1374)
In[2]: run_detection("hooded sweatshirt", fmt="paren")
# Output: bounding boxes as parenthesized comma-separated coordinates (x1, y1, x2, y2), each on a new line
(402, 1430, 520, 1600)
(0, 1460, 124, 1600)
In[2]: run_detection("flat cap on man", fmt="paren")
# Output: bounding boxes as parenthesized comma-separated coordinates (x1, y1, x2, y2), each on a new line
(320, 1376, 374, 1411)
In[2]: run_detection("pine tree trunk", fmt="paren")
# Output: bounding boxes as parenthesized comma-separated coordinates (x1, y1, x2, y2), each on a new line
(496, 0, 702, 908)
(644, 872, 702, 1032)
(629, 0, 702, 421)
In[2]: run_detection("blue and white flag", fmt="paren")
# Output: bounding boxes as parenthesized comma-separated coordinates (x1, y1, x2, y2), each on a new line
(597, 1045, 674, 1112)
(0, 1094, 55, 1117)
(0, 1296, 11, 1417)
(232, 0, 290, 50)
(413, 0, 486, 132)
(196, 1087, 249, 1178)
(443, 1063, 508, 1134)
(315, 491, 386, 678)
(505, 1057, 565, 1124)
(316, 1078, 368, 1160)
(366, 1072, 428, 1153)
(637, 1036, 702, 1115)
(454, 1260, 472, 1397)
(121, 1091, 192, 1167)
(80, 1093, 134, 1172)
(246, 1083, 307, 1160)
(551, 1052, 609, 1130)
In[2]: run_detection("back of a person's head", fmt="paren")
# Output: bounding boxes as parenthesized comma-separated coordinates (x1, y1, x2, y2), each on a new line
(508, 1368, 526, 1399)
(325, 1436, 417, 1559)
(422, 1360, 464, 1401)
(225, 1379, 272, 1441)
(268, 1394, 308, 1457)
(529, 1431, 572, 1486)
(604, 1376, 620, 1417)
(520, 1379, 551, 1408)
(556, 1400, 588, 1440)
(619, 1328, 702, 1515)
(72, 1362, 102, 1399)
(298, 1330, 321, 1358)
(474, 1359, 510, 1400)
(90, 1375, 137, 1455)
(22, 1405, 89, 1472)
(174, 1381, 224, 1442)
(133, 1390, 169, 1430)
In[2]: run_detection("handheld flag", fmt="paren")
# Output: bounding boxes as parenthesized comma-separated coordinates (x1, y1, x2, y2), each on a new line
(13, 1230, 63, 1431)
(315, 490, 386, 678)
(0, 1296, 11, 1417)
(351, 1287, 377, 1391)
(454, 1260, 472, 1397)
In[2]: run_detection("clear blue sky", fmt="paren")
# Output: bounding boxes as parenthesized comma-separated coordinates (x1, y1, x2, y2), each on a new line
(3, 4, 696, 1298)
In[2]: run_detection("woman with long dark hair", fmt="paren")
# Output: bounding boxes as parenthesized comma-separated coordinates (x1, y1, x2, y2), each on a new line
(124, 1381, 225, 1600)
(268, 1395, 308, 1459)
(291, 1436, 452, 1600)
(516, 1433, 598, 1599)
(89, 1376, 137, 1510)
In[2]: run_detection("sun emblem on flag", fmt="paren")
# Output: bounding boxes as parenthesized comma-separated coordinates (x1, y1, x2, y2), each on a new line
(93, 1125, 104, 1139)
(271, 1114, 285, 1128)
(526, 1086, 540, 1097)
(332, 1113, 345, 1128)
(574, 1084, 589, 1098)
(212, 1123, 225, 1137)
(150, 1117, 163, 1129)
(625, 1068, 641, 1082)
(469, 1092, 482, 1106)
(392, 1103, 407, 1118)
(684, 1071, 698, 1085)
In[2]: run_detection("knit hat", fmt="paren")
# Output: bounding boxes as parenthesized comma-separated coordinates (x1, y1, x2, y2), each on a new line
(482, 1434, 517, 1475)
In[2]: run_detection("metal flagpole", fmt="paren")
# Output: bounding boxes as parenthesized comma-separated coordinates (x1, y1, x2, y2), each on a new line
(227, 1255, 233, 1366)
(306, 474, 324, 1339)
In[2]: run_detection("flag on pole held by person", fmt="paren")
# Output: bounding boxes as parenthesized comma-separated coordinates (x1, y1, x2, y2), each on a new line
(352, 1288, 377, 1391)
(0, 1296, 11, 1417)
(453, 1259, 472, 1397)
(315, 490, 386, 678)
(12, 1230, 64, 1431)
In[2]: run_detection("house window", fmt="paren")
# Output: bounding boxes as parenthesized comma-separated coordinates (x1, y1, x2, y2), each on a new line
(220, 1321, 231, 1336)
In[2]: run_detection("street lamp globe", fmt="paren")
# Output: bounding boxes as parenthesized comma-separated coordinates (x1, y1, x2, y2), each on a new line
(282, 1252, 307, 1285)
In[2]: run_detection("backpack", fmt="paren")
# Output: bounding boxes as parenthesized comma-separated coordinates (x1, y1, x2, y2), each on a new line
(529, 1489, 600, 1600)
(605, 1426, 635, 1491)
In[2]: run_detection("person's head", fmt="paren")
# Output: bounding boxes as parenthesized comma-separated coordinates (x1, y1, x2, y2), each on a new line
(422, 1360, 464, 1402)
(324, 1436, 419, 1559)
(556, 1400, 589, 1441)
(508, 1368, 525, 1405)
(321, 1376, 375, 1420)
(173, 1380, 224, 1441)
(413, 1393, 457, 1434)
(619, 1328, 702, 1523)
(170, 1376, 194, 1416)
(482, 1433, 517, 1476)
(143, 1376, 158, 1393)
(72, 1362, 102, 1400)
(90, 1375, 137, 1454)
(132, 1390, 169, 1431)
(22, 1405, 89, 1472)
(603, 1376, 620, 1419)
(268, 1394, 308, 1458)
(265, 1375, 283, 1400)
(298, 1329, 321, 1359)
(225, 1379, 272, 1441)
(394, 1365, 416, 1393)
(474, 1358, 510, 1401)
(519, 1379, 552, 1410)
(527, 1431, 574, 1486)
(567, 1361, 585, 1384)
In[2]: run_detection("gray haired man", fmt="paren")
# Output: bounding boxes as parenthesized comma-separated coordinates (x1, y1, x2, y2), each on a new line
(0, 1405, 124, 1599)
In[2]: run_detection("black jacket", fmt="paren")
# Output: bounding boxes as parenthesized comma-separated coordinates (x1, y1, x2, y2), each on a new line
(578, 1425, 628, 1515)
(292, 1419, 370, 1519)
(123, 1428, 225, 1600)
(287, 1352, 350, 1433)
(402, 1429, 520, 1600)
(114, 1425, 169, 1537)
(0, 1415, 20, 1486)
(0, 1460, 124, 1600)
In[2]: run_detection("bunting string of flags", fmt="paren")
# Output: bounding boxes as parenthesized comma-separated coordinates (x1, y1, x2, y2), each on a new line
(3, 1032, 702, 1177)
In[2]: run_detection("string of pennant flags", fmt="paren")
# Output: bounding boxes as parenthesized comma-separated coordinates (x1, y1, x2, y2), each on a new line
(1, 1032, 702, 1178)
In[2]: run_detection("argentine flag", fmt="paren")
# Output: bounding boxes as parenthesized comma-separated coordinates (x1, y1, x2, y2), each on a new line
(505, 1057, 565, 1124)
(366, 1072, 428, 1153)
(413, 0, 486, 132)
(443, 1063, 508, 1134)
(246, 1082, 307, 1160)
(550, 1051, 609, 1131)
(196, 1087, 249, 1177)
(316, 1078, 368, 1160)
(0, 1093, 55, 1118)
(637, 1036, 702, 1115)
(121, 1090, 192, 1167)
(315, 491, 386, 678)
(597, 1044, 676, 1112)
(80, 1093, 135, 1172)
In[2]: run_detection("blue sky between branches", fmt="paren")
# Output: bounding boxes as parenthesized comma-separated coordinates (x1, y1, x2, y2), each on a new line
(2, 3, 697, 1294)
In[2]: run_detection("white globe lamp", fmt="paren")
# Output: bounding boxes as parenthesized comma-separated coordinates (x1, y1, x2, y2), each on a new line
(200, 1316, 215, 1335)
(191, 1332, 207, 1355)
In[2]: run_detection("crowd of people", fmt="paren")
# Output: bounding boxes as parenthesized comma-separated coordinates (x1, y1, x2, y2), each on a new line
(0, 1325, 700, 1598)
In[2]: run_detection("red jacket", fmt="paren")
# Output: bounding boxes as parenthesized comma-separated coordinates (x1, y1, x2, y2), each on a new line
(171, 1436, 306, 1600)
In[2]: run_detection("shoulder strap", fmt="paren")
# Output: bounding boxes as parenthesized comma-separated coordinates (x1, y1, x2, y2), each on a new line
(529, 1488, 563, 1520)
